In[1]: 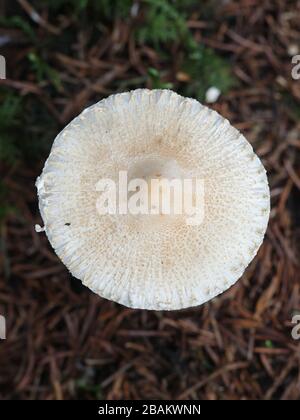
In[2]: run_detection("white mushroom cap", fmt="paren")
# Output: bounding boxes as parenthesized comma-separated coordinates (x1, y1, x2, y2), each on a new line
(36, 89, 270, 310)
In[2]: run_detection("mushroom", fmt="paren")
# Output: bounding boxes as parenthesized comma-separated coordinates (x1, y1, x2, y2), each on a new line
(36, 89, 270, 310)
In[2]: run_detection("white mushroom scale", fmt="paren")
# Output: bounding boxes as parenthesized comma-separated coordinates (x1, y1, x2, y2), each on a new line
(36, 89, 270, 310)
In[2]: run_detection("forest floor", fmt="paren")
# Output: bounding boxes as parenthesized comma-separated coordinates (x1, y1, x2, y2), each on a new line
(0, 0, 300, 400)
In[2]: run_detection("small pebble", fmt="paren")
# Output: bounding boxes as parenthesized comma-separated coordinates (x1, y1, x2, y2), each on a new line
(205, 87, 221, 103)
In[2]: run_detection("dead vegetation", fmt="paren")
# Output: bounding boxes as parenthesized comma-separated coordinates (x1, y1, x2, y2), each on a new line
(0, 0, 300, 400)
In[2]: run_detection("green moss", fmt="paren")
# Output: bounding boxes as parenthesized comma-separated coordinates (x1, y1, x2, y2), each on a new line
(40, 0, 134, 19)
(134, 0, 235, 100)
(0, 15, 36, 41)
(75, 378, 103, 399)
(0, 93, 23, 164)
(181, 44, 236, 101)
(264, 340, 274, 349)
(147, 67, 174, 89)
(136, 0, 190, 46)
(28, 52, 62, 91)
(0, 90, 59, 165)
